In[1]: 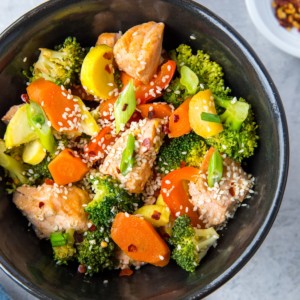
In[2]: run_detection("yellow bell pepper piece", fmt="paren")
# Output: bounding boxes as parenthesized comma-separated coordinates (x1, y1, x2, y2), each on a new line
(189, 89, 223, 138)
(80, 45, 116, 100)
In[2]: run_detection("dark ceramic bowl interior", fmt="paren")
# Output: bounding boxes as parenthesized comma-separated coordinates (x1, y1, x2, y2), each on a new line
(0, 0, 289, 299)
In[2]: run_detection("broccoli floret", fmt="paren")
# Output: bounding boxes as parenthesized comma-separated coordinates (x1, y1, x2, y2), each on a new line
(76, 227, 115, 275)
(85, 175, 141, 228)
(163, 44, 230, 107)
(0, 140, 28, 186)
(50, 229, 76, 265)
(156, 132, 208, 174)
(27, 155, 52, 185)
(215, 95, 250, 131)
(163, 77, 191, 108)
(169, 215, 219, 272)
(26, 37, 87, 87)
(206, 108, 259, 162)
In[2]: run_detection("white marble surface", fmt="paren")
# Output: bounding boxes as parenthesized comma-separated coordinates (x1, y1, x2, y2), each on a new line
(0, 0, 299, 299)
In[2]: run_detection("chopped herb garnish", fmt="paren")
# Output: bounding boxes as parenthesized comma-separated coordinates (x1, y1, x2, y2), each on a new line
(201, 112, 221, 123)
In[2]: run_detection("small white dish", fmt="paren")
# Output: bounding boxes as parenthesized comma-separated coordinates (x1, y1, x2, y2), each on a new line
(245, 0, 300, 58)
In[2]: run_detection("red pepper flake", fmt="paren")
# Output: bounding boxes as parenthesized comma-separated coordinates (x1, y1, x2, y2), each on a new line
(119, 268, 134, 277)
(105, 64, 112, 74)
(128, 244, 137, 252)
(89, 224, 97, 232)
(180, 161, 186, 168)
(272, 0, 300, 31)
(38, 202, 44, 208)
(229, 187, 235, 197)
(142, 138, 151, 150)
(151, 210, 161, 220)
(158, 228, 170, 240)
(122, 103, 128, 111)
(104, 133, 112, 140)
(173, 114, 180, 123)
(162, 232, 170, 240)
(44, 178, 54, 185)
(148, 110, 155, 119)
(116, 167, 121, 174)
(74, 232, 84, 243)
(103, 52, 113, 60)
(21, 93, 29, 103)
(77, 264, 87, 274)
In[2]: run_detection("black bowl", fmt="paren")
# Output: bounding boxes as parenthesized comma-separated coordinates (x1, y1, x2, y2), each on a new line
(0, 0, 289, 299)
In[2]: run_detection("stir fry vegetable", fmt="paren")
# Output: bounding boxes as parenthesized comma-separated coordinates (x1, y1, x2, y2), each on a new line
(0, 21, 258, 276)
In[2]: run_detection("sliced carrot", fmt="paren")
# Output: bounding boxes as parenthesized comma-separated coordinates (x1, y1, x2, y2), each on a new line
(111, 212, 170, 267)
(137, 103, 173, 119)
(48, 148, 89, 185)
(168, 98, 192, 138)
(200, 147, 216, 173)
(98, 96, 117, 121)
(120, 60, 176, 104)
(98, 97, 141, 124)
(27, 78, 77, 131)
(84, 126, 116, 158)
(161, 167, 202, 227)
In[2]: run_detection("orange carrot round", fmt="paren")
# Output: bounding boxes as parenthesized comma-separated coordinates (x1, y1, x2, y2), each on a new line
(98, 96, 117, 121)
(27, 78, 78, 131)
(168, 98, 192, 138)
(111, 212, 170, 267)
(161, 167, 201, 227)
(120, 60, 176, 104)
(48, 148, 89, 185)
(137, 103, 173, 119)
(84, 126, 116, 158)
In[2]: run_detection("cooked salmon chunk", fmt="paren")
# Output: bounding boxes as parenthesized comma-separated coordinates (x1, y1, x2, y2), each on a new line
(189, 157, 255, 228)
(113, 21, 164, 84)
(99, 118, 165, 193)
(13, 184, 91, 239)
(96, 32, 121, 48)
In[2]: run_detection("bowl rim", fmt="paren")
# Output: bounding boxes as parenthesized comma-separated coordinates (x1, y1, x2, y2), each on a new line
(0, 0, 289, 299)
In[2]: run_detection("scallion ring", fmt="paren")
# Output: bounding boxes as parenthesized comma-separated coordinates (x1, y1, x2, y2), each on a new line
(201, 112, 221, 123)
(120, 133, 136, 176)
(207, 150, 223, 187)
(114, 80, 136, 134)
(50, 232, 68, 247)
(180, 65, 199, 95)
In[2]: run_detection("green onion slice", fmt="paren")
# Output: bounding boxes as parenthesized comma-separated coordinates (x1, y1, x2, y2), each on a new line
(180, 65, 199, 95)
(26, 101, 56, 154)
(114, 80, 136, 134)
(201, 112, 221, 123)
(120, 133, 135, 176)
(207, 150, 223, 188)
(50, 232, 68, 247)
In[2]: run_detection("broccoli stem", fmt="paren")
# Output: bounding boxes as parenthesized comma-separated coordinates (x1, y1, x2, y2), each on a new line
(214, 95, 250, 131)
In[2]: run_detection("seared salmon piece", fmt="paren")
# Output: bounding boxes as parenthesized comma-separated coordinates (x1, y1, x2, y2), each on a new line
(99, 118, 165, 193)
(96, 32, 121, 48)
(113, 21, 164, 84)
(13, 184, 91, 239)
(189, 157, 254, 228)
